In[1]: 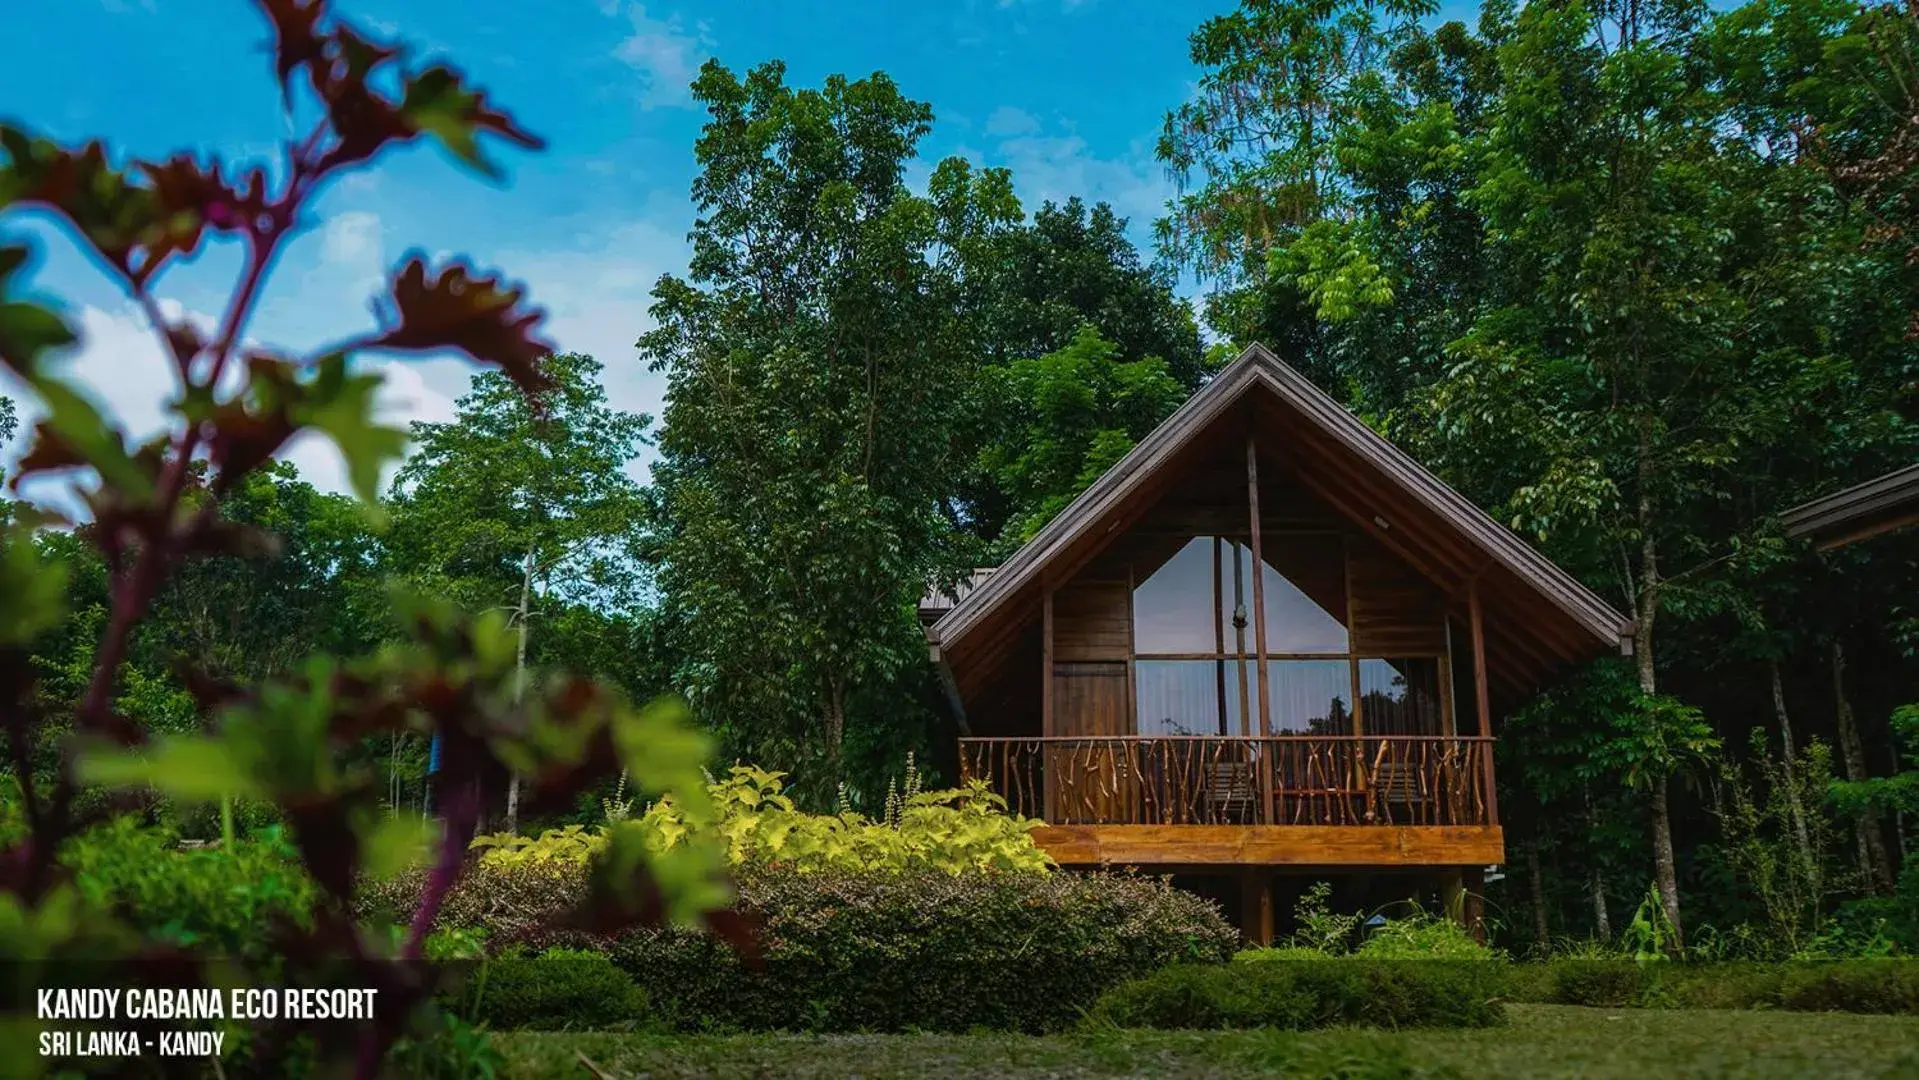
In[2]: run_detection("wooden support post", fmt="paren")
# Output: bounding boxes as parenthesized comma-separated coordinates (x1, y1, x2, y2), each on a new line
(1463, 866, 1487, 945)
(1467, 578, 1499, 826)
(1240, 869, 1275, 947)
(1246, 429, 1273, 824)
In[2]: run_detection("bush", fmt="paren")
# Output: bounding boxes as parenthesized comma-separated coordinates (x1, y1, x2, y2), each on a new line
(374, 859, 1236, 1034)
(469, 765, 1053, 876)
(1776, 961, 1919, 1014)
(1543, 958, 1650, 1008)
(1087, 958, 1506, 1030)
(611, 867, 1235, 1034)
(1357, 914, 1495, 960)
(59, 817, 316, 961)
(446, 948, 646, 1031)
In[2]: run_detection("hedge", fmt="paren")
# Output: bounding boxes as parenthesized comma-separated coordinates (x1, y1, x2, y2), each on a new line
(1088, 958, 1508, 1030)
(370, 862, 1237, 1034)
(441, 948, 646, 1031)
(1511, 959, 1919, 1014)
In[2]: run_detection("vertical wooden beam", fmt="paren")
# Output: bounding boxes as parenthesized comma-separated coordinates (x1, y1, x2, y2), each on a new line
(1042, 587, 1055, 822)
(1240, 869, 1275, 947)
(1246, 433, 1271, 733)
(1468, 577, 1499, 826)
(1212, 540, 1228, 734)
(1468, 580, 1491, 738)
(1246, 431, 1273, 825)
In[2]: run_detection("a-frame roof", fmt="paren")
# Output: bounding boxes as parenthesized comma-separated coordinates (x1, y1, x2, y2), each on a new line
(930, 343, 1633, 711)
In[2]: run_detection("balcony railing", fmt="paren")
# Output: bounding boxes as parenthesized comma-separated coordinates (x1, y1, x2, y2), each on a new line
(959, 735, 1497, 828)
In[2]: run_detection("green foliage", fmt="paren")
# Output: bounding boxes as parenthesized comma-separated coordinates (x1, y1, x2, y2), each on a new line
(58, 817, 316, 962)
(1087, 959, 1506, 1031)
(1290, 881, 1363, 953)
(1623, 883, 1682, 963)
(470, 764, 1052, 876)
(447, 947, 646, 1032)
(389, 351, 650, 617)
(0, 5, 738, 1075)
(1704, 728, 1846, 954)
(1830, 704, 1919, 821)
(979, 325, 1186, 543)
(1358, 914, 1496, 961)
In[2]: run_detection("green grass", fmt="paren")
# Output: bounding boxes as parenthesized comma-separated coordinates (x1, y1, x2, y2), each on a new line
(493, 1004, 1919, 1079)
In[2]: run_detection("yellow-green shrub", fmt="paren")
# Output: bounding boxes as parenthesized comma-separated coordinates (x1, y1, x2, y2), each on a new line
(470, 765, 1051, 876)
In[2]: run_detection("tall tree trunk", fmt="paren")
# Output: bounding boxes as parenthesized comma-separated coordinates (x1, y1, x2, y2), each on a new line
(1635, 516, 1684, 948)
(823, 677, 846, 790)
(1770, 660, 1819, 894)
(1832, 641, 1894, 893)
(1527, 843, 1551, 948)
(1584, 786, 1611, 940)
(1590, 863, 1612, 941)
(504, 548, 533, 835)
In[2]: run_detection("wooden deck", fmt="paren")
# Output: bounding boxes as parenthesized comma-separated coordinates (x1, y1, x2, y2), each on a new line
(1030, 824, 1504, 867)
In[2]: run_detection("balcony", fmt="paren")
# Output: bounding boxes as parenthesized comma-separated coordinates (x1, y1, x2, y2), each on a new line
(958, 734, 1497, 830)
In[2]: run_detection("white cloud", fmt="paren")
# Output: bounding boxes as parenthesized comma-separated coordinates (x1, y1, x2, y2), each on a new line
(320, 211, 382, 268)
(604, 3, 711, 110)
(0, 299, 462, 511)
(499, 216, 692, 457)
(964, 118, 1171, 234)
(984, 106, 1040, 138)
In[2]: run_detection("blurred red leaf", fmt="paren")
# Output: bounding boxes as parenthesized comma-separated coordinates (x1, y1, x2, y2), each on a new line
(373, 256, 553, 394)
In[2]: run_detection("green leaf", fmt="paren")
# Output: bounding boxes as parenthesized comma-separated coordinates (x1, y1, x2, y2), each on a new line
(0, 299, 76, 377)
(27, 375, 155, 499)
(296, 355, 407, 503)
(362, 815, 439, 879)
(78, 735, 261, 801)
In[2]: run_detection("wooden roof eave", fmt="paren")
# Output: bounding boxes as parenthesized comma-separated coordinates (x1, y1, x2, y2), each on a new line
(1781, 463, 1919, 551)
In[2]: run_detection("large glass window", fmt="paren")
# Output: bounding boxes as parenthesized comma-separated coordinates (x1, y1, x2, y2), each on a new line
(1260, 535, 1349, 654)
(1132, 537, 1231, 654)
(1265, 660, 1354, 733)
(1357, 658, 1446, 736)
(1136, 660, 1245, 736)
(1124, 524, 1445, 737)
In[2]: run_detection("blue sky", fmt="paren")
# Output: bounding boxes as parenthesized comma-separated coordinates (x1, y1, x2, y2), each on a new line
(0, 0, 1457, 500)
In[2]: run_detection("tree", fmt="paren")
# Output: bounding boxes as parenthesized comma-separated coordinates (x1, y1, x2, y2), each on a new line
(982, 198, 1207, 388)
(1157, 0, 1918, 944)
(388, 351, 651, 830)
(977, 325, 1186, 546)
(643, 60, 1021, 798)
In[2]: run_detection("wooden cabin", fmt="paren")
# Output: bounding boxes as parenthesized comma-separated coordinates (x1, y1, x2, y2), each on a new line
(922, 345, 1635, 942)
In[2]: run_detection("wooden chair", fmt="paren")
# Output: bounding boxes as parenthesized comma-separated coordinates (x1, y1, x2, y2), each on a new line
(1368, 762, 1424, 824)
(1203, 756, 1258, 824)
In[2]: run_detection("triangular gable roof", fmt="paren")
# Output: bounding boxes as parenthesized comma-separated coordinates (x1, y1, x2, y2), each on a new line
(931, 344, 1632, 701)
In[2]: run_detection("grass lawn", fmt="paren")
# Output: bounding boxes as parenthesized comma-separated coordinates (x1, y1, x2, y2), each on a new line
(493, 1004, 1919, 1079)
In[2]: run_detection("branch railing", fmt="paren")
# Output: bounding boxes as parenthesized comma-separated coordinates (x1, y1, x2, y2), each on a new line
(959, 735, 1496, 828)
